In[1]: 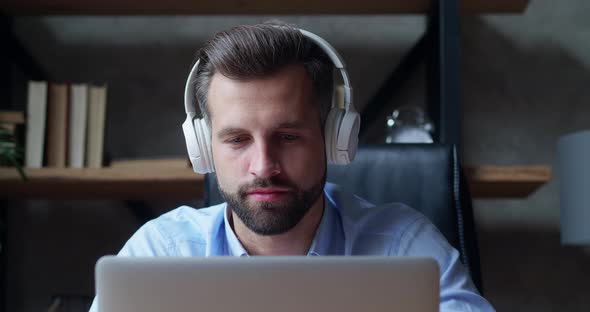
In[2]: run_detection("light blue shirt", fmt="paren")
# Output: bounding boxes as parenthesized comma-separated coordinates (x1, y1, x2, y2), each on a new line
(90, 182, 494, 311)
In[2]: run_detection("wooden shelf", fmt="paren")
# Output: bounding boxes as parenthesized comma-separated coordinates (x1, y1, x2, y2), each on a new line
(2, 0, 529, 15)
(0, 159, 550, 200)
(466, 165, 552, 199)
(0, 159, 203, 200)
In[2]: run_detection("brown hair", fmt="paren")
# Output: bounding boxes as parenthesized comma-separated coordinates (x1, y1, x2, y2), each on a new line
(194, 21, 334, 128)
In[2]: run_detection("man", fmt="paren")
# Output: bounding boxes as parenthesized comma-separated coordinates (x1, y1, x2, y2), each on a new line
(90, 22, 494, 311)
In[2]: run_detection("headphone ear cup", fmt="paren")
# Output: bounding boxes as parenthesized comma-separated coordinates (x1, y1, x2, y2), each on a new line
(335, 110, 360, 164)
(194, 118, 215, 173)
(182, 115, 204, 173)
(325, 108, 344, 164)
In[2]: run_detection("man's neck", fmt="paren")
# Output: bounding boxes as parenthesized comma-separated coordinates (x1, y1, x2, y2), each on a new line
(231, 195, 324, 256)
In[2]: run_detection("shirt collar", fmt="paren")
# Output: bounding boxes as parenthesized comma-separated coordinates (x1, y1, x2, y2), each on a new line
(222, 187, 344, 257)
(223, 205, 249, 257)
(306, 193, 345, 256)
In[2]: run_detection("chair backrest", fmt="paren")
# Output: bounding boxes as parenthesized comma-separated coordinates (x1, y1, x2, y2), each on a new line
(203, 144, 483, 292)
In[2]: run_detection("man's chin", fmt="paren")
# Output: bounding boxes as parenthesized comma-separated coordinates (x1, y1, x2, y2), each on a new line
(220, 175, 326, 236)
(237, 199, 303, 235)
(244, 197, 296, 212)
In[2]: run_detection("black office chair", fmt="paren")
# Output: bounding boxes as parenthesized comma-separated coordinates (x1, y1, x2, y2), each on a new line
(203, 144, 483, 293)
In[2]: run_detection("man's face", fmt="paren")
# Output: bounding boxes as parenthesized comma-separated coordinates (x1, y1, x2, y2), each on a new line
(208, 64, 327, 236)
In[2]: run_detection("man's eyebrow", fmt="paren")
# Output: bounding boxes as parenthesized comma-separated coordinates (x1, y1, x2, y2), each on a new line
(274, 121, 306, 130)
(217, 127, 246, 139)
(216, 121, 307, 139)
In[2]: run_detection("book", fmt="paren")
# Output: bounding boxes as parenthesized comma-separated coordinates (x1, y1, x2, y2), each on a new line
(68, 83, 88, 168)
(86, 85, 107, 168)
(46, 83, 69, 167)
(25, 81, 48, 168)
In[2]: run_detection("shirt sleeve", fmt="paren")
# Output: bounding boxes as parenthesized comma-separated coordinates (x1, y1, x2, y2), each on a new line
(88, 220, 175, 312)
(398, 217, 496, 312)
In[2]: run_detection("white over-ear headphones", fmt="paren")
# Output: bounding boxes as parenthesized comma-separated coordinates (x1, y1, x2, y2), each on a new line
(182, 28, 360, 174)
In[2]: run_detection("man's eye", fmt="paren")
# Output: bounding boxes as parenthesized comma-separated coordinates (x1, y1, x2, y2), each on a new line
(227, 137, 248, 144)
(281, 134, 299, 141)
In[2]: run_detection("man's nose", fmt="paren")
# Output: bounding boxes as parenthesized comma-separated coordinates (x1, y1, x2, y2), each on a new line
(249, 142, 281, 178)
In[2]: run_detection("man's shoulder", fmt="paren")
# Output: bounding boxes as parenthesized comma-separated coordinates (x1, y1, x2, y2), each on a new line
(148, 203, 226, 242)
(160, 203, 226, 221)
(325, 182, 427, 226)
(324, 182, 431, 251)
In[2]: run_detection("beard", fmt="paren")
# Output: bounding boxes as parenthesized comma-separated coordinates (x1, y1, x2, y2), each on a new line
(219, 172, 326, 236)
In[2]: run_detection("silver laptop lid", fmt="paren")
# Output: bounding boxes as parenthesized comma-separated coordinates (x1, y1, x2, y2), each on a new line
(96, 256, 439, 312)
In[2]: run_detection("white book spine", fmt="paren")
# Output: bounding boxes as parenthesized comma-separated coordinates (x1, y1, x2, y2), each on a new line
(25, 81, 48, 168)
(69, 84, 89, 168)
(86, 85, 107, 168)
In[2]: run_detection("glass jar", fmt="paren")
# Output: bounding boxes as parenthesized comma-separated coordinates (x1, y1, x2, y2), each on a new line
(385, 106, 434, 144)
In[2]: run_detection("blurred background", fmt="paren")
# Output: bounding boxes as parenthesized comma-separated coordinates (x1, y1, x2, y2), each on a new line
(2, 0, 590, 311)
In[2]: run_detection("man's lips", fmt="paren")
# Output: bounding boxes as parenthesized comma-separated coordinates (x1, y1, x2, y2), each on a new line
(248, 187, 290, 194)
(247, 188, 290, 201)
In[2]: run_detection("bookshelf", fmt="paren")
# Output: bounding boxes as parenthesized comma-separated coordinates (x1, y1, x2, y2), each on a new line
(0, 159, 551, 199)
(0, 0, 533, 200)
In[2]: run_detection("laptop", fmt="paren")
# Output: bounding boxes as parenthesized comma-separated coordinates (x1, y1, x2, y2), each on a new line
(96, 256, 439, 312)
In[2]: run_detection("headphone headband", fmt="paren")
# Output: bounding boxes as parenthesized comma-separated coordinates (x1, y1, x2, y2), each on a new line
(183, 28, 355, 117)
(184, 59, 200, 115)
(297, 29, 353, 109)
